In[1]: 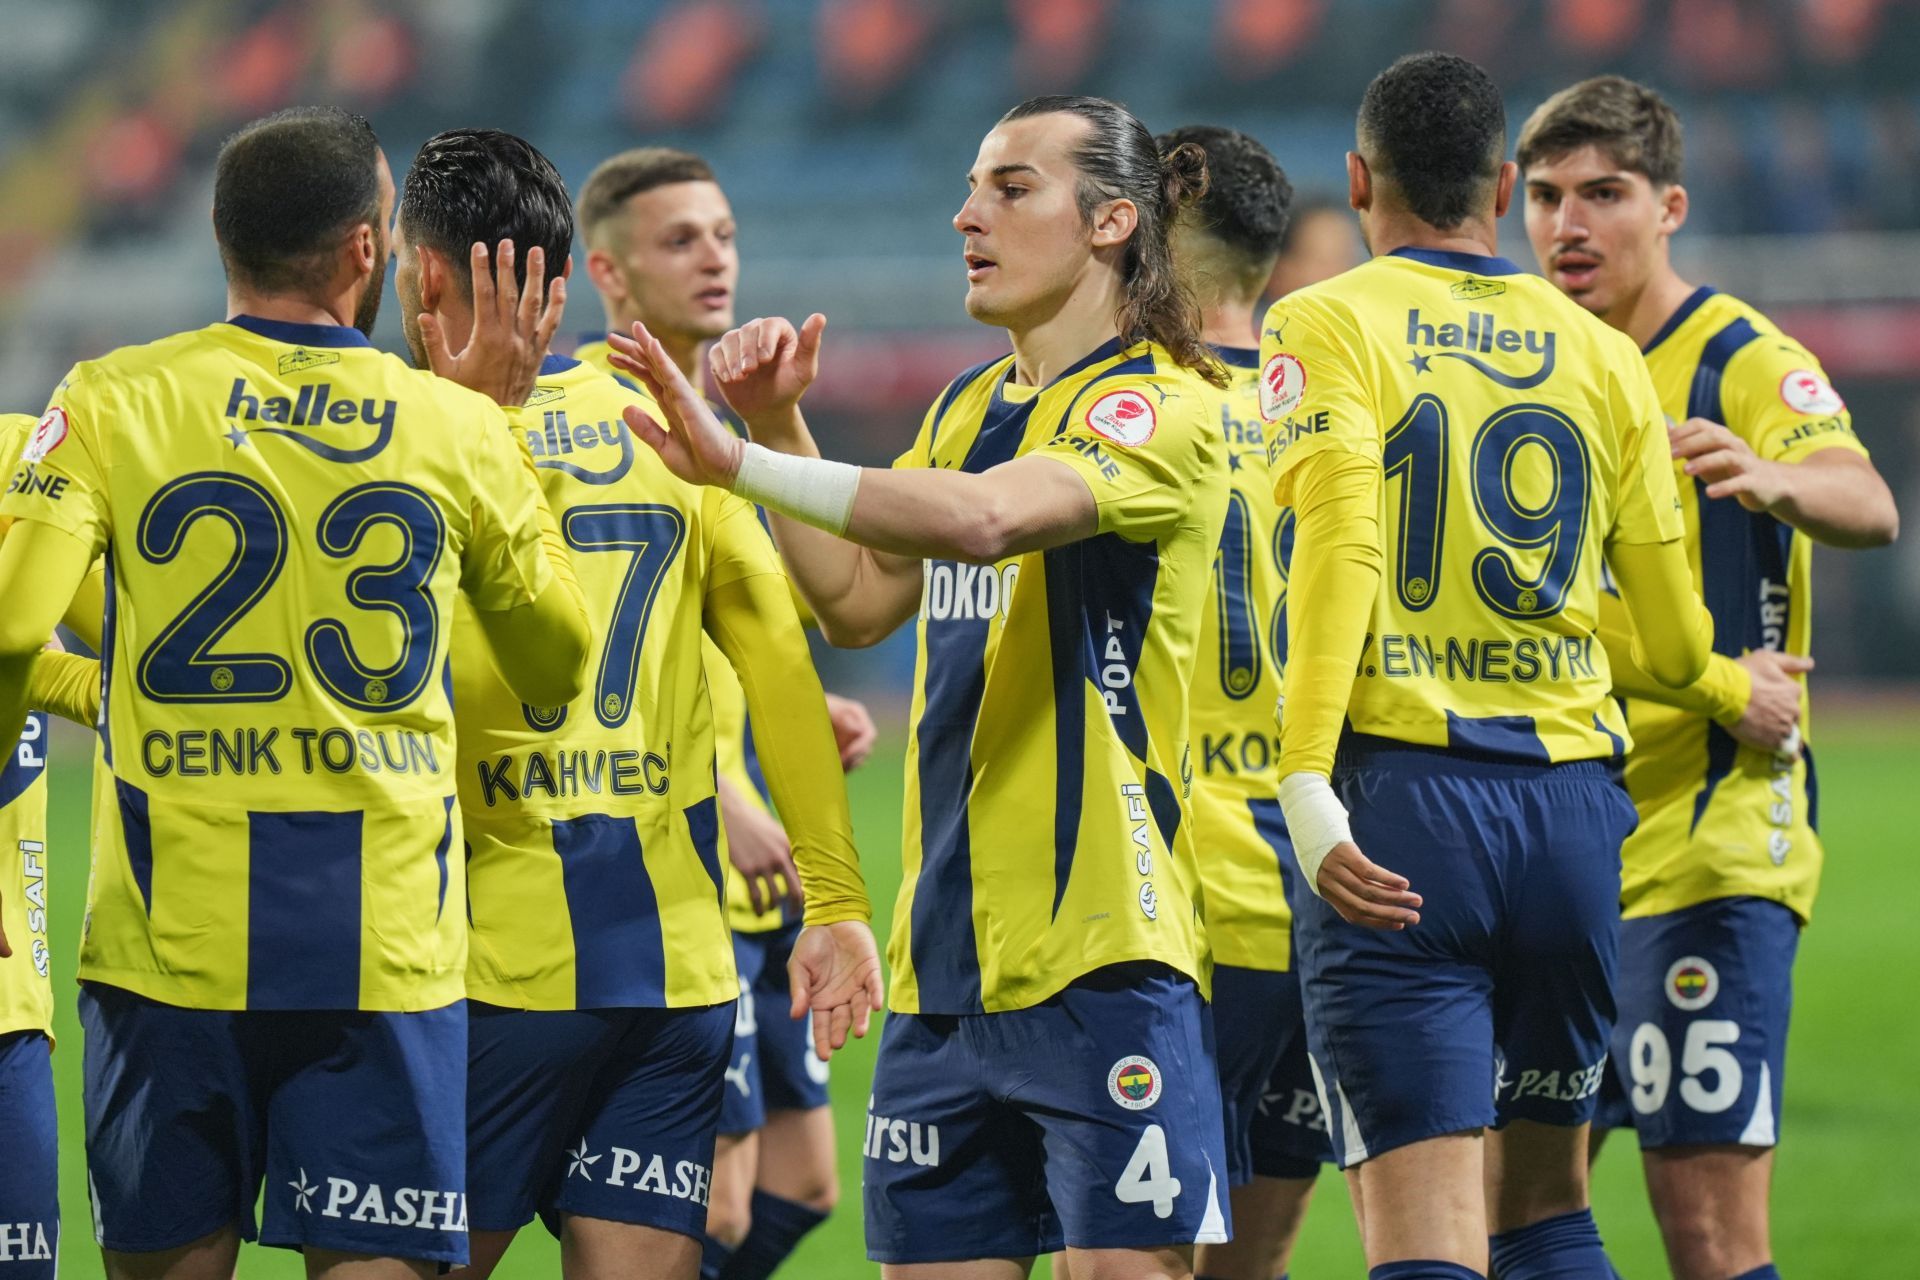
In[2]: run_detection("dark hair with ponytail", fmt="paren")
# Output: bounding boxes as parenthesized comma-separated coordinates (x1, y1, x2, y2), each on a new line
(1000, 95, 1227, 387)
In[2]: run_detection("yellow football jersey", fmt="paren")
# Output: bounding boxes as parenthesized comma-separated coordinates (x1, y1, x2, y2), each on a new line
(574, 337, 787, 935)
(1621, 289, 1868, 922)
(1188, 347, 1294, 971)
(1260, 248, 1684, 763)
(0, 316, 558, 1012)
(887, 337, 1227, 1014)
(455, 356, 823, 1008)
(0, 413, 52, 1039)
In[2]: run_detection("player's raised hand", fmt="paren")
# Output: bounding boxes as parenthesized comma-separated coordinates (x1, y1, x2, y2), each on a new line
(1316, 842, 1423, 930)
(1730, 649, 1813, 753)
(611, 321, 746, 489)
(1670, 416, 1789, 513)
(788, 920, 885, 1061)
(825, 693, 877, 771)
(719, 778, 804, 916)
(710, 313, 826, 421)
(420, 240, 567, 407)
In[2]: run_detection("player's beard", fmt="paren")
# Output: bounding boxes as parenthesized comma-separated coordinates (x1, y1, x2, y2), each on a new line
(353, 241, 388, 338)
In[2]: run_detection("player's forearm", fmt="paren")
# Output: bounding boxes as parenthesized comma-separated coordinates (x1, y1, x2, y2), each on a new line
(29, 650, 99, 727)
(1607, 538, 1714, 689)
(0, 521, 94, 745)
(1276, 453, 1384, 778)
(1595, 588, 1748, 723)
(706, 574, 871, 926)
(1772, 451, 1899, 548)
(729, 403, 919, 645)
(61, 560, 106, 654)
(471, 571, 591, 709)
(763, 512, 920, 648)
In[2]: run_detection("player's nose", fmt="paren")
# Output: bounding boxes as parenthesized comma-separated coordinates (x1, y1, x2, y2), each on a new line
(1553, 199, 1586, 242)
(953, 192, 987, 236)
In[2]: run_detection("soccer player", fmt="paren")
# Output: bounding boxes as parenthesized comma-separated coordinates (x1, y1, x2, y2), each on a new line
(0, 405, 110, 1279)
(392, 126, 881, 1280)
(0, 106, 592, 1279)
(1519, 76, 1900, 1280)
(571, 147, 877, 1280)
(1258, 53, 1719, 1280)
(1153, 125, 1333, 1280)
(614, 96, 1236, 1279)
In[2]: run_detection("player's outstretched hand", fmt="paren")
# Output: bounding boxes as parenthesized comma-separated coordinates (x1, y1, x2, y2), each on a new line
(1730, 649, 1813, 753)
(1670, 416, 1789, 513)
(1316, 842, 1423, 930)
(719, 779, 804, 917)
(610, 321, 745, 489)
(420, 241, 566, 407)
(789, 920, 884, 1061)
(825, 693, 877, 771)
(710, 314, 826, 422)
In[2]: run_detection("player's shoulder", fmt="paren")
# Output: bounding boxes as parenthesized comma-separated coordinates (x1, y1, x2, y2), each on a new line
(1062, 341, 1217, 451)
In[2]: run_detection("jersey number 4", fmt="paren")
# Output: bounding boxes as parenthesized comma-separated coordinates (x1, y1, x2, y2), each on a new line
(1383, 395, 1593, 620)
(135, 473, 444, 710)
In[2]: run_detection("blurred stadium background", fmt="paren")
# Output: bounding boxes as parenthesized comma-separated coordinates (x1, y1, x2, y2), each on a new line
(12, 0, 1920, 1275)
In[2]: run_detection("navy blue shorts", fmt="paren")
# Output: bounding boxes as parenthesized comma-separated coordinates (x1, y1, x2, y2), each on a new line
(863, 962, 1230, 1264)
(0, 1031, 57, 1275)
(467, 1001, 733, 1240)
(1593, 896, 1799, 1148)
(719, 921, 830, 1136)
(1291, 738, 1637, 1169)
(1211, 964, 1331, 1185)
(79, 983, 467, 1264)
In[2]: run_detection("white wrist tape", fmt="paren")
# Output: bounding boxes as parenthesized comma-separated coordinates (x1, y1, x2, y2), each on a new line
(733, 442, 860, 537)
(1277, 771, 1352, 899)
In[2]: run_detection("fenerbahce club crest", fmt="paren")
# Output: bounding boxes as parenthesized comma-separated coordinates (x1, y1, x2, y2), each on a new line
(1107, 1055, 1163, 1111)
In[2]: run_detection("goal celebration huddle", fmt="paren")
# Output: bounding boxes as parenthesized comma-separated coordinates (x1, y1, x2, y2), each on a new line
(0, 48, 1897, 1280)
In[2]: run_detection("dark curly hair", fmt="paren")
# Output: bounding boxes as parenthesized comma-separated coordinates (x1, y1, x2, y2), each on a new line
(1156, 124, 1292, 291)
(1357, 51, 1506, 231)
(1001, 96, 1226, 387)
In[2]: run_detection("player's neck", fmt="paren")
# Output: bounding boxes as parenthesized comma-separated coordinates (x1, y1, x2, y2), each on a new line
(1197, 295, 1262, 351)
(1006, 277, 1127, 387)
(1366, 211, 1501, 264)
(1605, 265, 1699, 351)
(226, 288, 356, 331)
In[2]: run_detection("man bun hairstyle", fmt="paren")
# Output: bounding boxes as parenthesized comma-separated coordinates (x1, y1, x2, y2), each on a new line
(1001, 95, 1227, 387)
(1516, 75, 1684, 187)
(578, 147, 717, 248)
(1156, 124, 1293, 289)
(398, 128, 574, 295)
(214, 106, 382, 295)
(1357, 51, 1507, 231)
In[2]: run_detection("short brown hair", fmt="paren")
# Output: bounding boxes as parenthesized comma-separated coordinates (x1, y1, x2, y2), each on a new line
(1517, 75, 1684, 187)
(577, 147, 716, 246)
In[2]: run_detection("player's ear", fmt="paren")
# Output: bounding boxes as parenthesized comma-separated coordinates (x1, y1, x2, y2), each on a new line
(1089, 196, 1137, 250)
(347, 219, 379, 281)
(1659, 182, 1689, 237)
(1346, 151, 1371, 213)
(416, 245, 446, 314)
(558, 254, 575, 281)
(584, 248, 625, 303)
(1492, 160, 1518, 220)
